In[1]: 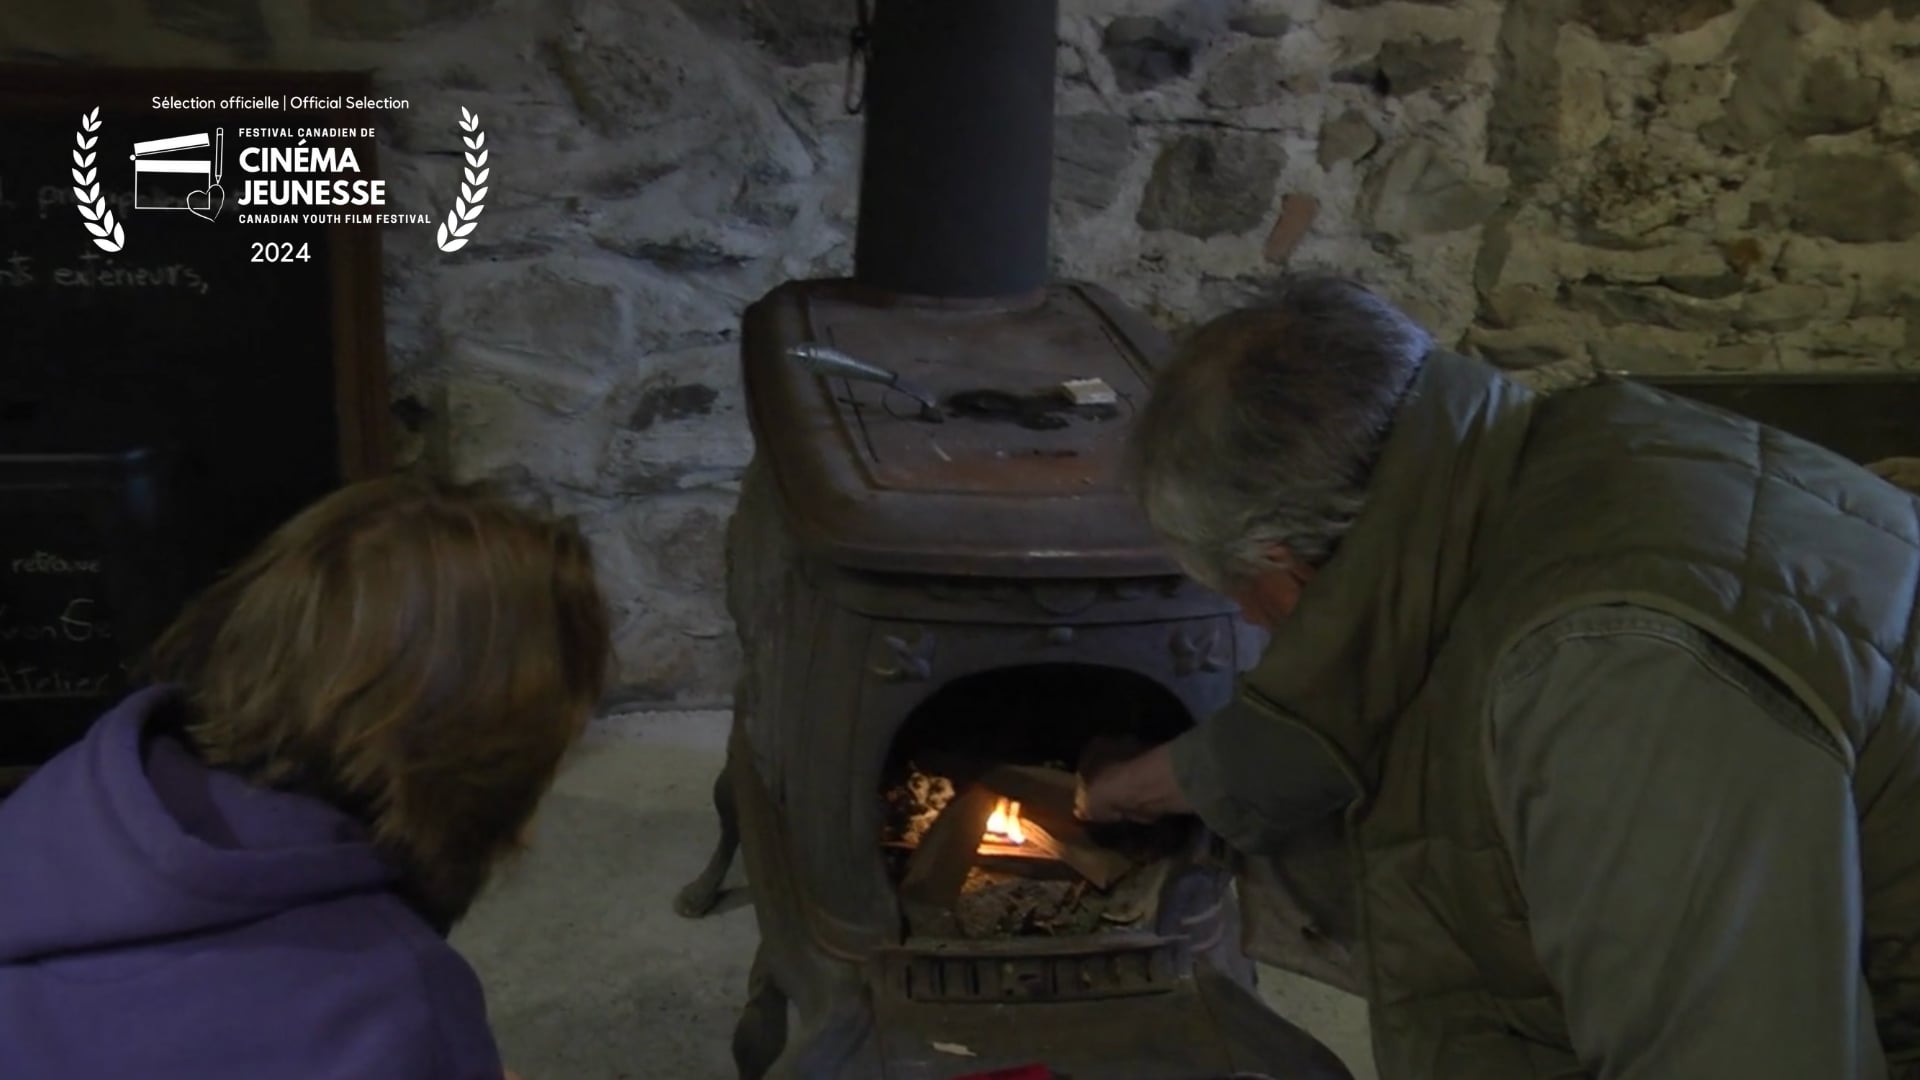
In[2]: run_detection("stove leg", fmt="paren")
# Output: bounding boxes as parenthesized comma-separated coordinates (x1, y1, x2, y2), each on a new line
(674, 759, 740, 918)
(732, 946, 789, 1080)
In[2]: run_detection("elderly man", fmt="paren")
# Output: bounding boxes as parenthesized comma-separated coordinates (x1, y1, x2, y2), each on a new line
(1078, 276, 1920, 1079)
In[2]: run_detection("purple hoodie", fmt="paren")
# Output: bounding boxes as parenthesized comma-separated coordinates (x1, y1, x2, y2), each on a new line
(0, 687, 505, 1079)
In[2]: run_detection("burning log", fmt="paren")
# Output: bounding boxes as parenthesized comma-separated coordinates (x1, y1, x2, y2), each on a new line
(899, 785, 999, 911)
(971, 765, 1134, 888)
(1013, 818, 1133, 890)
(915, 754, 1082, 827)
(901, 756, 1140, 890)
(973, 763, 1079, 824)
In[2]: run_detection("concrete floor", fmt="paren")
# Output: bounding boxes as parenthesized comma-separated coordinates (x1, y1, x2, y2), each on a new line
(452, 711, 1377, 1080)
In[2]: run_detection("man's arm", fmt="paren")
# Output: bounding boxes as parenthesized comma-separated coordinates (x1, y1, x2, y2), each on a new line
(1488, 607, 1886, 1080)
(1074, 741, 1192, 823)
(1076, 693, 1352, 852)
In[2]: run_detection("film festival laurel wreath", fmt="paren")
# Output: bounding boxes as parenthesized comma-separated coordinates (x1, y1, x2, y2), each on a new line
(72, 108, 125, 253)
(70, 105, 491, 254)
(437, 106, 490, 253)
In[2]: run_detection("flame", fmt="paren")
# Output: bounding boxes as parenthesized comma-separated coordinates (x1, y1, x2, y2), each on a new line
(983, 798, 1026, 846)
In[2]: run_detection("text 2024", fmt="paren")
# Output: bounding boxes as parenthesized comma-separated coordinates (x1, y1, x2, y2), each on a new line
(250, 242, 311, 263)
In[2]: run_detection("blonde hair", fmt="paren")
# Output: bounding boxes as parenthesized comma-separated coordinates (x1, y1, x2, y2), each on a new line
(145, 476, 612, 928)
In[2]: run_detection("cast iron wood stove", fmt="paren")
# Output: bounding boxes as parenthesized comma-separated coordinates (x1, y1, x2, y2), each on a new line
(675, 4, 1354, 1078)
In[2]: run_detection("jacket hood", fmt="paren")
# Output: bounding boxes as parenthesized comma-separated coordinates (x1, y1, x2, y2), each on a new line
(0, 687, 396, 963)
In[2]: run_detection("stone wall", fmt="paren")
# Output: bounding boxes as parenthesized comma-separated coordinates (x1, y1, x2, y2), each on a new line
(1472, 0, 1920, 373)
(5, 0, 1917, 706)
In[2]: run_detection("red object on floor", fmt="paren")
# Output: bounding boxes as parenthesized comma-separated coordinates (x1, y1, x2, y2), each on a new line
(948, 1067, 1053, 1080)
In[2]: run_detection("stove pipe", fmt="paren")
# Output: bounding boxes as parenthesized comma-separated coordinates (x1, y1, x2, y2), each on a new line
(852, 0, 1059, 300)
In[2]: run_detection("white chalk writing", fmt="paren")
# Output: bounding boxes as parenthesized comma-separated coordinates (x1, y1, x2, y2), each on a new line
(9, 551, 102, 575)
(37, 182, 160, 219)
(0, 660, 114, 700)
(0, 252, 209, 295)
(0, 599, 111, 644)
(0, 252, 33, 288)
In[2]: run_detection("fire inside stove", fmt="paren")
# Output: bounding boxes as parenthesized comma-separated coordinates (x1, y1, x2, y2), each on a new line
(984, 798, 1027, 846)
(879, 664, 1194, 941)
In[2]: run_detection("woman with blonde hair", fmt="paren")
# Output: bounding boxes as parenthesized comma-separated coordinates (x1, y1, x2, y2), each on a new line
(0, 476, 612, 1080)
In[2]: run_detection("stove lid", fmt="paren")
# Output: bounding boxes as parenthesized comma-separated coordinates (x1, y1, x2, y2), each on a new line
(740, 280, 1183, 578)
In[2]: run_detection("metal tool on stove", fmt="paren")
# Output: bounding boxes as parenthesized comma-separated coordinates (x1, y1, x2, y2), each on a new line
(786, 343, 943, 420)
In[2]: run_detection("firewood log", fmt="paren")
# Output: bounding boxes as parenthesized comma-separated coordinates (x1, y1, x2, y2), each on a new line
(1018, 819, 1134, 889)
(898, 756, 1142, 890)
(909, 753, 1084, 834)
(899, 785, 998, 910)
(975, 763, 1079, 824)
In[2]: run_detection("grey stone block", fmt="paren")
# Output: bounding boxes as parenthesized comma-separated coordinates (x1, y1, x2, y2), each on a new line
(1136, 133, 1285, 239)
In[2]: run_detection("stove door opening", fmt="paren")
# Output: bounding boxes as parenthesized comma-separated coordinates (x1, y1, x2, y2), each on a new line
(878, 663, 1199, 942)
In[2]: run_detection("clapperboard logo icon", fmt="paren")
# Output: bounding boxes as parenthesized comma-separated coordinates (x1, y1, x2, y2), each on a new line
(130, 128, 225, 222)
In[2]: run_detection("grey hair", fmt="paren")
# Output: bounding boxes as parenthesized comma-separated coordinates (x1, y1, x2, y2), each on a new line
(1127, 275, 1432, 592)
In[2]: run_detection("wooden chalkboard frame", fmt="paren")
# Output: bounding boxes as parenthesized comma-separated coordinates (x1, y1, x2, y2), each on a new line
(1634, 371, 1920, 466)
(0, 64, 393, 481)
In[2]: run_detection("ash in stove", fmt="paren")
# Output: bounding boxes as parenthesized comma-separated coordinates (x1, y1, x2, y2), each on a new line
(954, 870, 1094, 937)
(947, 856, 1177, 938)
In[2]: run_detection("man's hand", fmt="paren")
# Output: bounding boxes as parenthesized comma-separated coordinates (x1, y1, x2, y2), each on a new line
(1869, 456, 1920, 494)
(1073, 742, 1192, 823)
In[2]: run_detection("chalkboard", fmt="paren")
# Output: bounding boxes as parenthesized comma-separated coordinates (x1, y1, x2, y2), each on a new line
(0, 446, 178, 767)
(0, 67, 391, 770)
